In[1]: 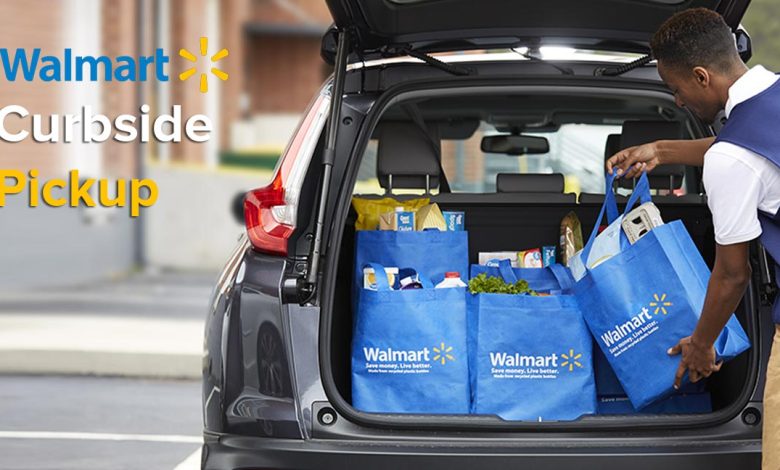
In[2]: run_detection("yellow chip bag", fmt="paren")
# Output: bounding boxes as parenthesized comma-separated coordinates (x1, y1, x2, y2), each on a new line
(351, 197, 430, 231)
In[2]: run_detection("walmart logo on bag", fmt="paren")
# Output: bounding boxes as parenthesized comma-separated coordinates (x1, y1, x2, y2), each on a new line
(649, 293, 672, 315)
(560, 349, 583, 372)
(363, 342, 456, 366)
(433, 342, 455, 365)
(489, 348, 585, 373)
(599, 293, 674, 348)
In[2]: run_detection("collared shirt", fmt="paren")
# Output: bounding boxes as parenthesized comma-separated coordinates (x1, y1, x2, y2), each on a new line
(703, 65, 780, 245)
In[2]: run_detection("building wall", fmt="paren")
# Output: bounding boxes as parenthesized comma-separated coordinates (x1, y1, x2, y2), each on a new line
(247, 35, 328, 114)
(0, 1, 65, 177)
(0, 1, 136, 289)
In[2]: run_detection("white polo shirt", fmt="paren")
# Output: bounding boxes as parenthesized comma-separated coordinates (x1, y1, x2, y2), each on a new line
(703, 65, 780, 246)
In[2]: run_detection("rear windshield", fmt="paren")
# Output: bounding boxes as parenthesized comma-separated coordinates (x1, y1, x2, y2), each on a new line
(354, 109, 698, 199)
(357, 123, 620, 195)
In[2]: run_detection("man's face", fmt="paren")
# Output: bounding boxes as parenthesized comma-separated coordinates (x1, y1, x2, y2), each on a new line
(657, 61, 722, 124)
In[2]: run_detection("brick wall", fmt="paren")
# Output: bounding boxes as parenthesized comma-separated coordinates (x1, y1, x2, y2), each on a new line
(247, 35, 329, 113)
(101, 0, 138, 178)
(0, 2, 65, 178)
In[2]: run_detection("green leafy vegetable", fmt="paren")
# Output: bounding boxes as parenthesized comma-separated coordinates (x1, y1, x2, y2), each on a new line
(468, 273, 538, 295)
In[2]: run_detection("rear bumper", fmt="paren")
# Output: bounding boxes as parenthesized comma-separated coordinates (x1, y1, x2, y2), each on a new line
(203, 433, 761, 470)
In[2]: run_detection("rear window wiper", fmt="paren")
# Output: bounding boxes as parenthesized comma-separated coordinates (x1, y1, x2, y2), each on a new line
(512, 48, 573, 75)
(401, 47, 475, 76)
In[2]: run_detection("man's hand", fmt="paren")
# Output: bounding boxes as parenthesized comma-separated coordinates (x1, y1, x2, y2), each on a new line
(606, 142, 662, 178)
(668, 336, 723, 389)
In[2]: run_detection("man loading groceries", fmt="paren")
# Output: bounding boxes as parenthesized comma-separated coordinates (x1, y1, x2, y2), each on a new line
(606, 8, 780, 467)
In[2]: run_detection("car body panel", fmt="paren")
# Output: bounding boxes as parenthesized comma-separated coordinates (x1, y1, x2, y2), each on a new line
(323, 0, 751, 61)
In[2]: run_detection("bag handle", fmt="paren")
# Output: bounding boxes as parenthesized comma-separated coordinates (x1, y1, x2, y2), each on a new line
(496, 258, 519, 284)
(365, 263, 392, 291)
(416, 273, 435, 289)
(622, 172, 652, 217)
(581, 172, 653, 265)
(581, 173, 621, 262)
(548, 263, 574, 291)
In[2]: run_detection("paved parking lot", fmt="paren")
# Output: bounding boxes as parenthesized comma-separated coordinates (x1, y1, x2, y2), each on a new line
(0, 376, 202, 470)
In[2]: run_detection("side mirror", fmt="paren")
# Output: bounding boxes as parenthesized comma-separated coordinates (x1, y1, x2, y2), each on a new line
(232, 191, 246, 224)
(481, 134, 550, 155)
(736, 28, 752, 63)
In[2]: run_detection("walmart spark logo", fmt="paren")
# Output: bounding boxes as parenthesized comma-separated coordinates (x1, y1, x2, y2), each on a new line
(649, 293, 672, 315)
(560, 349, 583, 372)
(179, 37, 228, 93)
(432, 342, 455, 365)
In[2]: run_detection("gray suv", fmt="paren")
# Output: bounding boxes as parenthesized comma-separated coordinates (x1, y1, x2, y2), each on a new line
(202, 1, 774, 468)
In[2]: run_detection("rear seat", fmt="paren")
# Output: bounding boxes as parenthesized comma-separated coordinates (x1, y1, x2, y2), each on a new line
(617, 121, 704, 205)
(494, 173, 576, 203)
(579, 121, 705, 205)
(579, 133, 628, 204)
(358, 120, 577, 205)
(376, 121, 443, 195)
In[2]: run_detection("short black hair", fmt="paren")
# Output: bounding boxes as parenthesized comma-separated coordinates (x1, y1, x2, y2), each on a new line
(651, 8, 741, 73)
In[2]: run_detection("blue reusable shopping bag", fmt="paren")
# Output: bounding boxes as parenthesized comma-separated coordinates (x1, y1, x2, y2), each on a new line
(354, 230, 469, 287)
(468, 261, 596, 421)
(352, 263, 470, 414)
(470, 260, 575, 295)
(573, 173, 750, 410)
(594, 342, 705, 398)
(597, 393, 712, 415)
(353, 230, 470, 318)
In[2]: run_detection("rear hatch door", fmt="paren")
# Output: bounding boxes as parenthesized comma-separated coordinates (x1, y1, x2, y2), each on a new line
(324, 0, 751, 60)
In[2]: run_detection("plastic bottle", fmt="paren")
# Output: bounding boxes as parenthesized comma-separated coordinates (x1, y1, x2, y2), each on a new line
(435, 272, 467, 288)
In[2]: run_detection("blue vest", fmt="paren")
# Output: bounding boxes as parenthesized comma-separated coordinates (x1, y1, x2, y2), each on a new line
(714, 77, 780, 323)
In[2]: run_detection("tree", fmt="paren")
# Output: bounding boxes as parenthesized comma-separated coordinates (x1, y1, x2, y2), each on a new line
(741, 0, 780, 72)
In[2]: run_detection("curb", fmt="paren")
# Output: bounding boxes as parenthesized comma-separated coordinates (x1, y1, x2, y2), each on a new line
(0, 350, 201, 380)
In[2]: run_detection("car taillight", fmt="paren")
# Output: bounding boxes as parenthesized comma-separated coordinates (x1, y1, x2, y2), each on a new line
(244, 89, 330, 256)
(244, 171, 292, 256)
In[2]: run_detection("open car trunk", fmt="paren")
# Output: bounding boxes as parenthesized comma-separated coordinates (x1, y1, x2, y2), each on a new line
(322, 0, 751, 62)
(321, 79, 758, 430)
(331, 201, 754, 422)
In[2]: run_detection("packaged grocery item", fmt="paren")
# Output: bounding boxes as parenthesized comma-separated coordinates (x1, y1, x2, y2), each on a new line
(379, 207, 415, 231)
(398, 268, 423, 290)
(479, 251, 519, 267)
(363, 266, 399, 290)
(560, 211, 584, 267)
(442, 211, 465, 231)
(351, 197, 429, 230)
(435, 272, 467, 288)
(416, 203, 447, 231)
(621, 202, 664, 244)
(518, 248, 543, 268)
(542, 246, 556, 267)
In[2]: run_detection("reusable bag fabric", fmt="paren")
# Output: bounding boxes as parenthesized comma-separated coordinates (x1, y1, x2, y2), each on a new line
(353, 230, 470, 318)
(597, 393, 712, 415)
(573, 173, 750, 410)
(352, 263, 470, 414)
(594, 344, 705, 398)
(470, 260, 575, 295)
(468, 261, 597, 421)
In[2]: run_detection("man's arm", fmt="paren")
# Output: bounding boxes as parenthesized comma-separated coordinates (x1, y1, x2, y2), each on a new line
(607, 137, 715, 178)
(669, 241, 751, 387)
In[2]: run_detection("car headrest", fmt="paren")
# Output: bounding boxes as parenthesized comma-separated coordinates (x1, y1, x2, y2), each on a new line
(618, 120, 685, 190)
(496, 173, 565, 193)
(604, 134, 621, 160)
(376, 121, 441, 192)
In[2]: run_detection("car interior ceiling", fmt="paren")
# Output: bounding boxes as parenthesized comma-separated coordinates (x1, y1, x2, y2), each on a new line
(329, 93, 751, 419)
